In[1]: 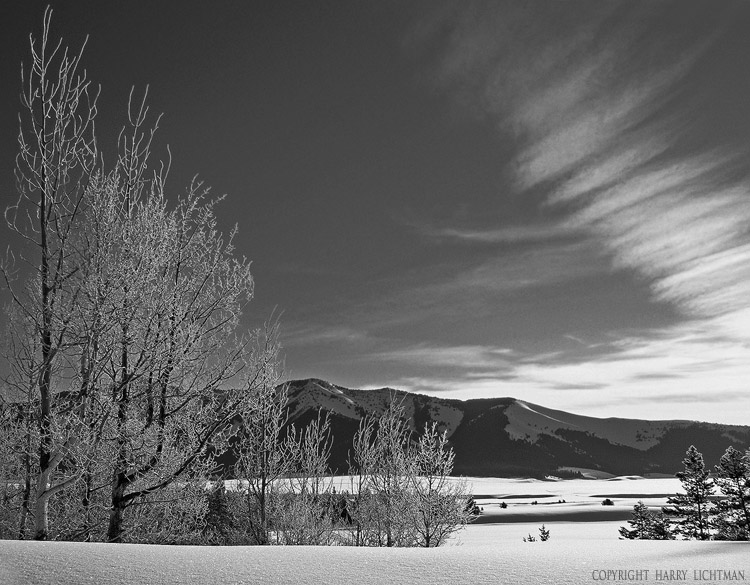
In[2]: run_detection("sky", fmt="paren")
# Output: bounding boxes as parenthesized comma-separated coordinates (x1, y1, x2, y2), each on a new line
(2, 1, 750, 424)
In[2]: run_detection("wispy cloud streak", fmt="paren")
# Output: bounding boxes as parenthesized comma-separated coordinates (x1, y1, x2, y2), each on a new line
(370, 2, 750, 423)
(409, 221, 578, 244)
(372, 319, 750, 423)
(429, 1, 750, 323)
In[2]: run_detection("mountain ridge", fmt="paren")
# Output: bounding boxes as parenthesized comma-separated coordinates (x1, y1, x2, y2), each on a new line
(280, 378, 750, 478)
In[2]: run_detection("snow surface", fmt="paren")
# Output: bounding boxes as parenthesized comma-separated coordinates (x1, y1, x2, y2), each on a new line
(2, 537, 747, 585)
(465, 476, 682, 524)
(464, 475, 681, 499)
(427, 401, 464, 437)
(3, 477, 747, 585)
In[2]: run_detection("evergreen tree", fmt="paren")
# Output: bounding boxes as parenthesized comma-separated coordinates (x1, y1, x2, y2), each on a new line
(619, 501, 673, 540)
(464, 496, 481, 517)
(663, 445, 714, 540)
(713, 446, 750, 541)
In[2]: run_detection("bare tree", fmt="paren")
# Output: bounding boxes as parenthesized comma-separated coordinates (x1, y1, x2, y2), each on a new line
(0, 400, 30, 539)
(346, 415, 375, 546)
(348, 399, 472, 548)
(408, 422, 471, 547)
(3, 9, 282, 543)
(3, 6, 98, 540)
(232, 378, 289, 545)
(0, 307, 41, 539)
(101, 206, 278, 542)
(350, 398, 414, 547)
(274, 412, 336, 545)
(41, 74, 283, 543)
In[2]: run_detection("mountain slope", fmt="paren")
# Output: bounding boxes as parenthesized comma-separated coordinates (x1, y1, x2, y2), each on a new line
(279, 378, 750, 478)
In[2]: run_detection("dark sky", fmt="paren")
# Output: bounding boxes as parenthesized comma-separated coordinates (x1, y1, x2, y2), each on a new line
(3, 1, 750, 424)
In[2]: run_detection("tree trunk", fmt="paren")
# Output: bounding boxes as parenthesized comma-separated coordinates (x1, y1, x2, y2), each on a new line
(81, 470, 93, 541)
(259, 478, 268, 545)
(18, 426, 32, 539)
(34, 295, 52, 543)
(108, 319, 130, 543)
(34, 300, 54, 540)
(107, 471, 127, 543)
(34, 469, 51, 540)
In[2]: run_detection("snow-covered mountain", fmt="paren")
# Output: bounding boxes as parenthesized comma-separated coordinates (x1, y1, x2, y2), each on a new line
(280, 378, 750, 478)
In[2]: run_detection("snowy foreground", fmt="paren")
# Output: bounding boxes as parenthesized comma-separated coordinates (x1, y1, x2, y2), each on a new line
(2, 538, 748, 585)
(2, 477, 749, 585)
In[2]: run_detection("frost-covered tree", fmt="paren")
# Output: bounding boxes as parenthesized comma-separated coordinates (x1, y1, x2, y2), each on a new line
(273, 413, 337, 545)
(663, 445, 714, 540)
(619, 501, 673, 540)
(713, 446, 750, 541)
(350, 398, 414, 547)
(2, 6, 99, 540)
(55, 95, 282, 543)
(348, 399, 472, 548)
(2, 8, 281, 543)
(408, 422, 471, 547)
(0, 403, 30, 538)
(232, 379, 289, 545)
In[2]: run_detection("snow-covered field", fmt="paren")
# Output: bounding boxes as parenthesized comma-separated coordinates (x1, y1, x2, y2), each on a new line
(465, 475, 682, 524)
(2, 538, 748, 585)
(2, 477, 748, 585)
